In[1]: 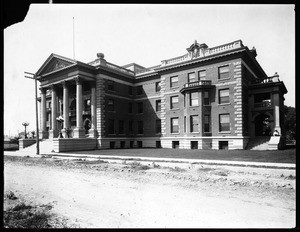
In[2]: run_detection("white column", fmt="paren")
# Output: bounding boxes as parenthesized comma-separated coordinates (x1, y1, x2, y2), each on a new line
(62, 81, 70, 138)
(273, 92, 281, 135)
(49, 85, 58, 139)
(89, 82, 97, 138)
(73, 77, 85, 138)
(39, 88, 49, 139)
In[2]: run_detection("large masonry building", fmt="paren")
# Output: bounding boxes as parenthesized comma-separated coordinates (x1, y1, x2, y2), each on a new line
(36, 40, 287, 151)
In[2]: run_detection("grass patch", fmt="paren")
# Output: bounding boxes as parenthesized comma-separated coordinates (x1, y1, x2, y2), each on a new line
(63, 148, 296, 164)
(4, 202, 52, 229)
(128, 161, 150, 170)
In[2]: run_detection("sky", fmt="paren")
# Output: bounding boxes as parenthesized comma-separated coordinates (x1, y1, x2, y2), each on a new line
(4, 4, 295, 136)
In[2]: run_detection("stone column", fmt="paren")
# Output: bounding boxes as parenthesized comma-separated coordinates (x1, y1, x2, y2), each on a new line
(73, 77, 85, 138)
(49, 85, 59, 139)
(89, 82, 97, 138)
(249, 94, 255, 137)
(61, 81, 70, 138)
(39, 88, 49, 139)
(273, 92, 281, 135)
(198, 91, 203, 135)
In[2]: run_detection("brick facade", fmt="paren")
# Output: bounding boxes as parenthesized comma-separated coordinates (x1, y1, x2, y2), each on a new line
(37, 40, 287, 150)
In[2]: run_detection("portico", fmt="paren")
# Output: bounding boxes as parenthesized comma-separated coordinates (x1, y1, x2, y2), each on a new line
(36, 53, 97, 141)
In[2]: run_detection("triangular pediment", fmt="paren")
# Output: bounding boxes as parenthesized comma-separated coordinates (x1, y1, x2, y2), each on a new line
(36, 54, 76, 76)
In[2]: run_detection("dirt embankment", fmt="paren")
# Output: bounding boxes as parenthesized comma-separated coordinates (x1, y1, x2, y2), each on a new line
(4, 156, 296, 228)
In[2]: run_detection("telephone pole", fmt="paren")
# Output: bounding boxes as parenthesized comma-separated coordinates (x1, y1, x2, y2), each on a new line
(24, 71, 39, 155)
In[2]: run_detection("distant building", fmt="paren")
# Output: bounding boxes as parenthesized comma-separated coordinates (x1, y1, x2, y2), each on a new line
(36, 40, 287, 151)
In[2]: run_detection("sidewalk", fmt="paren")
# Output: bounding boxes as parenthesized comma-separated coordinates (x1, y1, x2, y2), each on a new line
(4, 150, 295, 170)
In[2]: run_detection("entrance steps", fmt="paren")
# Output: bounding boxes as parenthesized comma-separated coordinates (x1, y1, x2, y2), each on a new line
(17, 139, 54, 155)
(246, 136, 271, 150)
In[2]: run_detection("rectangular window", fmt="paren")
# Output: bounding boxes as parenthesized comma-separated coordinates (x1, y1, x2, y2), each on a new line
(108, 81, 115, 91)
(156, 141, 161, 148)
(155, 81, 161, 92)
(171, 117, 179, 133)
(108, 119, 115, 134)
(136, 85, 143, 95)
(128, 86, 133, 95)
(108, 99, 114, 112)
(137, 102, 143, 114)
(204, 115, 211, 132)
(184, 116, 186, 133)
(219, 141, 229, 150)
(156, 100, 161, 112)
(118, 120, 124, 134)
(218, 65, 230, 79)
(199, 70, 206, 79)
(170, 96, 179, 109)
(188, 72, 196, 83)
(219, 114, 230, 132)
(203, 91, 210, 105)
(190, 115, 199, 133)
(190, 92, 198, 106)
(156, 119, 161, 134)
(170, 76, 178, 88)
(219, 89, 230, 104)
(172, 141, 180, 149)
(128, 102, 133, 114)
(191, 141, 198, 149)
(129, 120, 133, 133)
(137, 121, 143, 134)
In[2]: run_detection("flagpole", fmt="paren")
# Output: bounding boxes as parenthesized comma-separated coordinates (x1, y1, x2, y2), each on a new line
(73, 17, 75, 60)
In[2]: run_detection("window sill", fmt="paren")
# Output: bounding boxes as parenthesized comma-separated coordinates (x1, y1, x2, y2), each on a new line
(189, 105, 199, 108)
(219, 131, 231, 134)
(218, 103, 231, 106)
(170, 86, 179, 90)
(171, 133, 180, 135)
(191, 132, 200, 134)
(170, 108, 179, 111)
(218, 77, 231, 81)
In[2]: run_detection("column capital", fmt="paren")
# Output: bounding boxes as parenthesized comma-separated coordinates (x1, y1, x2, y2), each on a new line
(60, 80, 70, 88)
(39, 87, 47, 94)
(73, 77, 82, 84)
(49, 84, 57, 91)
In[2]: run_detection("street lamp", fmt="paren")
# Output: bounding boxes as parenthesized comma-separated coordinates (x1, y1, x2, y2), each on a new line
(56, 116, 64, 138)
(22, 122, 29, 139)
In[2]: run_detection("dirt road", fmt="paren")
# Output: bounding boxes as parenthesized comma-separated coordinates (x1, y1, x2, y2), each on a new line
(4, 156, 296, 228)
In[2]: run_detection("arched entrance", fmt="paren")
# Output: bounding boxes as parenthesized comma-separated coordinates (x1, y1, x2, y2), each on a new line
(255, 113, 272, 136)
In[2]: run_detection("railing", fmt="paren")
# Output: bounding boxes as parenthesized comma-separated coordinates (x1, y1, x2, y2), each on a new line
(88, 60, 100, 66)
(162, 54, 189, 66)
(136, 65, 161, 75)
(254, 101, 272, 108)
(106, 62, 135, 75)
(207, 40, 243, 56)
(183, 80, 212, 88)
(252, 76, 280, 85)
(88, 59, 135, 76)
(69, 109, 91, 116)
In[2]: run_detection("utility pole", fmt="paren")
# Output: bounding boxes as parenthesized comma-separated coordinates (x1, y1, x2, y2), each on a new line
(24, 71, 40, 155)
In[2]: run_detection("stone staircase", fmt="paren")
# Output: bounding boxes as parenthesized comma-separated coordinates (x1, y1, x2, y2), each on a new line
(246, 136, 271, 150)
(18, 139, 54, 155)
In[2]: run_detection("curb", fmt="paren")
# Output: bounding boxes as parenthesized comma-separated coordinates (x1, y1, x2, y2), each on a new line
(49, 153, 295, 170)
(4, 151, 295, 170)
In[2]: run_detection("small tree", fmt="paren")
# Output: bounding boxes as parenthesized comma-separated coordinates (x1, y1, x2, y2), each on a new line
(283, 105, 296, 141)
